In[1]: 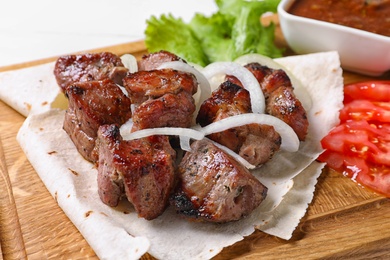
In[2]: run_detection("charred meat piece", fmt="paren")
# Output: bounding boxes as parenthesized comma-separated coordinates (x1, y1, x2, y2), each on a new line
(64, 79, 132, 162)
(54, 52, 128, 92)
(97, 124, 176, 220)
(196, 81, 281, 166)
(196, 81, 251, 127)
(237, 124, 281, 166)
(123, 68, 197, 105)
(123, 68, 198, 130)
(171, 139, 267, 223)
(132, 91, 196, 131)
(96, 125, 124, 207)
(226, 63, 309, 141)
(138, 50, 185, 71)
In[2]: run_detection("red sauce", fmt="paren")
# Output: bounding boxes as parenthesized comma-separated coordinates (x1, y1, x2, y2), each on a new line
(288, 0, 390, 37)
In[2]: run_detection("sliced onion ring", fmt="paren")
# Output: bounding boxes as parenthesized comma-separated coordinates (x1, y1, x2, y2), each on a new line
(120, 54, 138, 73)
(200, 113, 300, 152)
(121, 127, 205, 152)
(234, 53, 312, 111)
(202, 62, 265, 114)
(234, 53, 282, 70)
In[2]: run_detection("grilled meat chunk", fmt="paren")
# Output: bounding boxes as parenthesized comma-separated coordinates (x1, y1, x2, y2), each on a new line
(123, 68, 197, 105)
(138, 50, 184, 71)
(64, 79, 132, 162)
(171, 139, 268, 223)
(54, 52, 128, 92)
(96, 125, 124, 207)
(196, 81, 251, 127)
(97, 124, 176, 220)
(227, 63, 309, 141)
(123, 68, 198, 130)
(132, 91, 196, 131)
(196, 81, 281, 166)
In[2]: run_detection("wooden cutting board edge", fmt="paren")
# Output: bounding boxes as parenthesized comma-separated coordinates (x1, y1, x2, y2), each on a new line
(0, 41, 148, 73)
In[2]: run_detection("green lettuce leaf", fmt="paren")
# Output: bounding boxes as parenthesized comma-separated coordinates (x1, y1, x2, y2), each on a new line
(144, 0, 283, 66)
(145, 14, 209, 66)
(230, 0, 283, 59)
(189, 12, 236, 62)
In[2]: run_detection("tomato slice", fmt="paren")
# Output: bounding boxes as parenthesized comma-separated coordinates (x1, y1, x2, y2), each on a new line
(370, 124, 390, 166)
(319, 80, 390, 198)
(318, 151, 369, 174)
(344, 80, 390, 103)
(321, 120, 390, 166)
(319, 125, 390, 197)
(340, 100, 390, 123)
(357, 165, 390, 197)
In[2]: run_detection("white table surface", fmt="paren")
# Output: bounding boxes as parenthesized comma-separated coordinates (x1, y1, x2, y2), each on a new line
(0, 0, 217, 67)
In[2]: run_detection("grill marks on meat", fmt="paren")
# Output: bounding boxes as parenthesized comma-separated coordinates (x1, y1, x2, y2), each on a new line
(197, 81, 251, 126)
(196, 81, 281, 166)
(56, 51, 278, 222)
(123, 69, 197, 105)
(171, 139, 267, 223)
(132, 91, 196, 130)
(64, 79, 132, 162)
(123, 68, 198, 130)
(54, 52, 128, 92)
(227, 63, 309, 141)
(97, 124, 176, 220)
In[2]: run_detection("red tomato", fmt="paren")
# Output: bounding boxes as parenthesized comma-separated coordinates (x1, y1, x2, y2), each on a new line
(344, 80, 390, 103)
(321, 120, 390, 166)
(340, 100, 390, 123)
(318, 80, 390, 197)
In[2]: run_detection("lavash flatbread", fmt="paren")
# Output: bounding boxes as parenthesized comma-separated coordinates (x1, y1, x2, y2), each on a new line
(15, 51, 343, 259)
(0, 62, 65, 117)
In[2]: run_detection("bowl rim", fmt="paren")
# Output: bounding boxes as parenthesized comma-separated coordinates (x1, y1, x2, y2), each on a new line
(278, 0, 390, 42)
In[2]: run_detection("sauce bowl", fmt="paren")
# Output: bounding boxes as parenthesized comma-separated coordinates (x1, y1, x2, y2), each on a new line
(277, 0, 390, 76)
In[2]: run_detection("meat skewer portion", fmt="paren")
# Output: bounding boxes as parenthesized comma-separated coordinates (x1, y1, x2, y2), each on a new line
(97, 124, 176, 220)
(123, 68, 197, 106)
(226, 62, 309, 141)
(171, 139, 268, 223)
(64, 79, 132, 162)
(94, 51, 199, 219)
(132, 91, 196, 130)
(123, 68, 198, 131)
(54, 52, 128, 92)
(55, 50, 280, 222)
(197, 81, 281, 167)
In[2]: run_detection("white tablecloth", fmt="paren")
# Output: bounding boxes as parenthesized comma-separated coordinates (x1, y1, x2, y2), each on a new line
(0, 0, 217, 67)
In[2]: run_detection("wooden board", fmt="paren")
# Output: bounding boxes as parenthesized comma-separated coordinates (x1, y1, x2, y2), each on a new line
(1, 38, 390, 260)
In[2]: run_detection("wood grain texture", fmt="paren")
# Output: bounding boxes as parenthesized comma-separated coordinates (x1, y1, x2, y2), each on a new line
(0, 137, 27, 260)
(0, 34, 390, 259)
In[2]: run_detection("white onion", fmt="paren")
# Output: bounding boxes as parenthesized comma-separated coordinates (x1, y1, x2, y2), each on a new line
(117, 85, 129, 96)
(234, 53, 282, 70)
(119, 118, 134, 136)
(158, 61, 211, 113)
(122, 127, 204, 152)
(122, 127, 204, 140)
(235, 53, 312, 111)
(200, 113, 299, 152)
(187, 62, 204, 72)
(179, 136, 192, 152)
(202, 62, 265, 114)
(120, 54, 138, 73)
